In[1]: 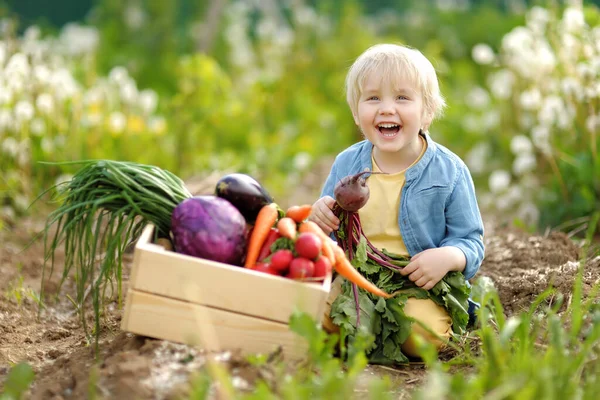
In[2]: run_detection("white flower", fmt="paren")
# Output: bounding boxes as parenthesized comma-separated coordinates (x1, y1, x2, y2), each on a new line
(5, 52, 30, 77)
(0, 41, 7, 65)
(1, 137, 19, 156)
(109, 112, 126, 132)
(293, 152, 312, 171)
(24, 25, 41, 41)
(16, 138, 30, 167)
(30, 118, 45, 136)
(586, 115, 600, 132)
(14, 100, 34, 122)
(33, 65, 52, 84)
(109, 66, 129, 85)
(0, 109, 11, 130)
(517, 202, 540, 225)
(120, 81, 138, 104)
(54, 173, 73, 187)
(513, 153, 536, 175)
(519, 89, 542, 110)
(482, 110, 500, 130)
(124, 4, 147, 30)
(462, 114, 480, 132)
(531, 125, 551, 154)
(488, 70, 514, 99)
(50, 68, 80, 100)
(0, 85, 12, 105)
(562, 7, 585, 33)
(294, 6, 317, 26)
(59, 23, 99, 56)
(561, 33, 579, 51)
(538, 95, 564, 127)
(527, 6, 550, 31)
(466, 142, 490, 174)
(273, 28, 294, 49)
(257, 20, 277, 39)
(41, 137, 54, 153)
(489, 170, 511, 194)
(466, 86, 491, 109)
(139, 89, 158, 114)
(54, 134, 67, 147)
(502, 27, 534, 54)
(510, 135, 533, 155)
(576, 62, 595, 80)
(148, 116, 166, 134)
(36, 93, 54, 114)
(471, 43, 495, 65)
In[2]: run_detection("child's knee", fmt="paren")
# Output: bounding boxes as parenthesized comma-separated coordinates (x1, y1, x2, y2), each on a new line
(401, 298, 452, 358)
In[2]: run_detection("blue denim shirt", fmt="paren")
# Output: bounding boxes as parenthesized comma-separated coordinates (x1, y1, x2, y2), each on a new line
(320, 133, 485, 280)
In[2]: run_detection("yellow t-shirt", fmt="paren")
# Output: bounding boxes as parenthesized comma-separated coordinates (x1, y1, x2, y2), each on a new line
(358, 137, 427, 256)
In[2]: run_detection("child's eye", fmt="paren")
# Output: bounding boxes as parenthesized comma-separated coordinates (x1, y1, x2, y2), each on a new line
(397, 95, 409, 100)
(367, 96, 379, 101)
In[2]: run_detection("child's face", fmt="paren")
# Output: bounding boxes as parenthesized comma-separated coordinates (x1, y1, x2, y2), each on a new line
(353, 70, 431, 159)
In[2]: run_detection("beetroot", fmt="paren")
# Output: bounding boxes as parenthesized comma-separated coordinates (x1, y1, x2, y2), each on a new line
(333, 171, 376, 212)
(171, 196, 248, 265)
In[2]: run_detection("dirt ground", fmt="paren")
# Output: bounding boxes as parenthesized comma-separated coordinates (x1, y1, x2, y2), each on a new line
(1, 173, 599, 398)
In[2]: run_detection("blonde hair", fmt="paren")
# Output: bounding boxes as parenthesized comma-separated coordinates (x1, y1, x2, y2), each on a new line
(345, 44, 446, 123)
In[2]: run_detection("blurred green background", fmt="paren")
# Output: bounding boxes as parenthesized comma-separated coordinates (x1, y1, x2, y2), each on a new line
(0, 0, 598, 235)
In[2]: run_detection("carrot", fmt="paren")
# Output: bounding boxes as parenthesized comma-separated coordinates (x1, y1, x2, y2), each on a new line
(285, 204, 313, 223)
(277, 217, 297, 239)
(332, 245, 391, 298)
(257, 228, 281, 262)
(244, 203, 279, 268)
(298, 221, 335, 265)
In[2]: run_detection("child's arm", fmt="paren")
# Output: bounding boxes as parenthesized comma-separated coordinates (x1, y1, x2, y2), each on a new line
(309, 161, 340, 234)
(401, 164, 484, 288)
(438, 164, 485, 280)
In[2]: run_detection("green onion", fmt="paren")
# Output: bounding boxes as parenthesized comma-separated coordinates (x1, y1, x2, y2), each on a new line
(39, 160, 192, 348)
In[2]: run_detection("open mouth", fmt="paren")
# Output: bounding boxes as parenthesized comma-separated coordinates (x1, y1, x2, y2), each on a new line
(377, 123, 400, 137)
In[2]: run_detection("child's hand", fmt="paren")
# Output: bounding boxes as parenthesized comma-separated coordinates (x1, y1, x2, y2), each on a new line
(308, 196, 340, 235)
(400, 247, 466, 290)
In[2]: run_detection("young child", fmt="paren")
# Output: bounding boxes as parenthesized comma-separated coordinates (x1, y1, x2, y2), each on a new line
(310, 43, 485, 358)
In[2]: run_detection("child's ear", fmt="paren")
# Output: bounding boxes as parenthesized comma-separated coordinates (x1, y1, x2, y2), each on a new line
(422, 111, 433, 131)
(352, 111, 360, 126)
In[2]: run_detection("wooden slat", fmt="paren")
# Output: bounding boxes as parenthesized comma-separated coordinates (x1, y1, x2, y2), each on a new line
(122, 289, 308, 359)
(129, 224, 331, 324)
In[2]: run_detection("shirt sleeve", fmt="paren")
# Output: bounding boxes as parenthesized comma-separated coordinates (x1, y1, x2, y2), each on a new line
(439, 163, 485, 280)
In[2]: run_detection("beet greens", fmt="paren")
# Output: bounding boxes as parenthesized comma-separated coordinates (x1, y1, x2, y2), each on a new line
(330, 172, 472, 364)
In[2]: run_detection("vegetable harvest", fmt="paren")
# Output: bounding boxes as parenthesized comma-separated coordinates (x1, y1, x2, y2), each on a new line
(41, 160, 299, 347)
(329, 171, 472, 364)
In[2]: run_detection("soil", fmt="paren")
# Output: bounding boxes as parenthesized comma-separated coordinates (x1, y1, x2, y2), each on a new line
(1, 171, 599, 399)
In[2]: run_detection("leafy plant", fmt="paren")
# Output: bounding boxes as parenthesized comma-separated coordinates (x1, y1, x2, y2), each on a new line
(413, 213, 600, 399)
(185, 311, 394, 399)
(0, 363, 35, 400)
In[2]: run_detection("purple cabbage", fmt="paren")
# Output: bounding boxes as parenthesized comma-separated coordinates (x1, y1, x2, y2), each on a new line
(171, 196, 248, 265)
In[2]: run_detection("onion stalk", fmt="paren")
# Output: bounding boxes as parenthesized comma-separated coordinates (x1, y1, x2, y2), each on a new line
(39, 160, 192, 347)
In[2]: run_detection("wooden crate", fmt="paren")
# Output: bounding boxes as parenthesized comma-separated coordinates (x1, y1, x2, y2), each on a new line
(121, 224, 332, 359)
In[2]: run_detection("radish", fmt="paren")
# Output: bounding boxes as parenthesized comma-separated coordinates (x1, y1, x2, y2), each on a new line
(313, 256, 332, 279)
(270, 249, 294, 272)
(295, 232, 322, 260)
(288, 258, 315, 279)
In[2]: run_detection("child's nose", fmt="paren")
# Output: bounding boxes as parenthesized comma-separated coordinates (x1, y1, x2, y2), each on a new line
(378, 101, 396, 114)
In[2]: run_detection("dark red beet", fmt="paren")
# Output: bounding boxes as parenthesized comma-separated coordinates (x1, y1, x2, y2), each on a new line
(333, 171, 378, 212)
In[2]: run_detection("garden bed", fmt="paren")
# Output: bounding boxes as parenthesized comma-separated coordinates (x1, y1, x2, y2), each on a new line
(1, 212, 598, 398)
